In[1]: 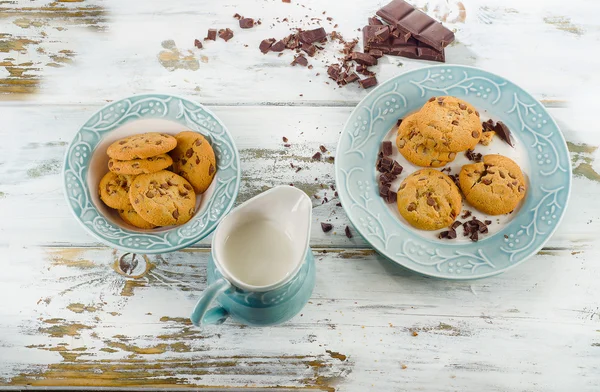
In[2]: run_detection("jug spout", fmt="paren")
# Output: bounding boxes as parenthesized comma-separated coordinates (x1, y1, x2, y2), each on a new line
(211, 185, 313, 292)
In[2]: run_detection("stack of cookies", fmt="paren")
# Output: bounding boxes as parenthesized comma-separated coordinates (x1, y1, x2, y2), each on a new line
(98, 131, 216, 229)
(392, 96, 527, 233)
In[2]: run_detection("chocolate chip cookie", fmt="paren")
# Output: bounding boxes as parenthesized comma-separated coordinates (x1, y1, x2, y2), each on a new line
(170, 131, 216, 194)
(98, 172, 136, 210)
(459, 154, 527, 215)
(118, 207, 157, 229)
(109, 154, 173, 175)
(396, 113, 457, 167)
(129, 170, 196, 226)
(397, 168, 462, 230)
(107, 132, 177, 160)
(417, 96, 482, 152)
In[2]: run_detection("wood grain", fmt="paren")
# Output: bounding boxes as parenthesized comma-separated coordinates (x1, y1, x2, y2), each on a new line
(0, 104, 598, 249)
(0, 246, 598, 390)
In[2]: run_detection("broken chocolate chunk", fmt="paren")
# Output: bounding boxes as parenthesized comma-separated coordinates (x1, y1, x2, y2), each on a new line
(271, 40, 286, 52)
(387, 190, 397, 204)
(359, 76, 378, 89)
(194, 39, 203, 49)
(206, 29, 217, 41)
(494, 121, 514, 147)
(319, 145, 328, 153)
(301, 43, 317, 57)
(378, 156, 393, 172)
(390, 161, 403, 175)
(369, 49, 385, 58)
(259, 38, 276, 53)
(299, 27, 327, 44)
(292, 54, 308, 66)
(382, 141, 393, 156)
(345, 72, 359, 84)
(239, 18, 254, 28)
(380, 172, 397, 184)
(451, 221, 462, 230)
(350, 52, 378, 66)
(327, 64, 341, 80)
(321, 222, 333, 232)
(369, 16, 384, 25)
(379, 183, 390, 198)
(312, 152, 322, 160)
(218, 28, 234, 42)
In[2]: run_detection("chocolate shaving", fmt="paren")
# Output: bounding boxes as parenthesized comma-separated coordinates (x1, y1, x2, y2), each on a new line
(461, 210, 472, 219)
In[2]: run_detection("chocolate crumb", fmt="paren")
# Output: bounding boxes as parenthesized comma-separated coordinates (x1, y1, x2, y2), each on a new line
(465, 149, 483, 162)
(295, 167, 302, 172)
(485, 220, 492, 225)
(194, 39, 203, 49)
(292, 54, 308, 66)
(336, 202, 342, 207)
(345, 226, 352, 238)
(218, 28, 234, 42)
(461, 211, 472, 219)
(284, 143, 291, 147)
(320, 145, 327, 153)
(321, 222, 333, 232)
(206, 29, 217, 41)
(283, 136, 288, 142)
(312, 152, 322, 160)
(239, 18, 254, 29)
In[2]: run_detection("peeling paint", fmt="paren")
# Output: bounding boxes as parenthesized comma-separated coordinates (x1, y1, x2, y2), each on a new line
(39, 321, 92, 338)
(26, 158, 61, 177)
(66, 303, 97, 313)
(326, 350, 347, 362)
(543, 16, 584, 36)
(158, 40, 199, 71)
(105, 341, 192, 355)
(568, 142, 600, 183)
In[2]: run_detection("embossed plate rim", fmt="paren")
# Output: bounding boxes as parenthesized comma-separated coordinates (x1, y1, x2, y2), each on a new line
(335, 64, 572, 279)
(62, 93, 241, 254)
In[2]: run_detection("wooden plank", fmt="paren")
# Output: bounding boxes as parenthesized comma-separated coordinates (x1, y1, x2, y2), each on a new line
(0, 246, 598, 390)
(0, 105, 597, 249)
(1, 0, 598, 102)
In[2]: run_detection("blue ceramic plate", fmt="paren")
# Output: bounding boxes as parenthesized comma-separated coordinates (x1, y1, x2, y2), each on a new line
(63, 94, 240, 254)
(335, 65, 571, 279)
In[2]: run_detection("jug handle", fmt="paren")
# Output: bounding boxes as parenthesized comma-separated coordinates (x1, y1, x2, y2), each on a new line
(190, 278, 231, 327)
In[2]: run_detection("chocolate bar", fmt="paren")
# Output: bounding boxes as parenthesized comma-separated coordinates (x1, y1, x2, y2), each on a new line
(376, 0, 454, 51)
(363, 25, 445, 62)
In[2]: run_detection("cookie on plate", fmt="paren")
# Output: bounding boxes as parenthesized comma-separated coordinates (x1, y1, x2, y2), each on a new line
(170, 131, 216, 194)
(397, 168, 462, 230)
(129, 170, 196, 226)
(118, 207, 157, 229)
(459, 154, 527, 215)
(109, 154, 173, 175)
(396, 113, 457, 167)
(417, 96, 482, 152)
(107, 132, 177, 160)
(98, 172, 136, 210)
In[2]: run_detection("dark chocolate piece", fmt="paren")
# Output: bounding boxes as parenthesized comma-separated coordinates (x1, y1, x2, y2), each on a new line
(319, 145, 328, 153)
(382, 141, 393, 156)
(451, 221, 462, 230)
(239, 18, 254, 28)
(321, 222, 333, 232)
(259, 38, 276, 53)
(368, 17, 384, 25)
(390, 161, 403, 175)
(206, 29, 217, 41)
(271, 40, 285, 52)
(233, 13, 242, 20)
(299, 27, 327, 44)
(218, 28, 234, 42)
(376, 0, 454, 51)
(301, 43, 317, 57)
(359, 76, 378, 89)
(380, 172, 397, 184)
(387, 190, 397, 204)
(312, 152, 322, 160)
(345, 226, 353, 238)
(351, 52, 378, 66)
(469, 231, 479, 242)
(484, 220, 492, 225)
(465, 149, 482, 162)
(378, 156, 393, 172)
(494, 121, 514, 147)
(374, 25, 390, 42)
(379, 183, 390, 198)
(194, 39, 203, 49)
(461, 210, 472, 219)
(396, 118, 403, 127)
(327, 64, 341, 80)
(292, 54, 308, 66)
(345, 72, 359, 84)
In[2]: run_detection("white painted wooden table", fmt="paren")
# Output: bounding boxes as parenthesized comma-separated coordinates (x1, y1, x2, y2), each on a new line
(1, 0, 599, 390)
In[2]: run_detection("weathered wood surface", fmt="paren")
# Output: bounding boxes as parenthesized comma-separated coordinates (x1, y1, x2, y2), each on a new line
(1, 0, 600, 390)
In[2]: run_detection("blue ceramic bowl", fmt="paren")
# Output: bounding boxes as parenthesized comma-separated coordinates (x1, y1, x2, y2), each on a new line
(63, 94, 241, 254)
(335, 65, 571, 279)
